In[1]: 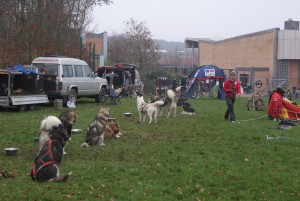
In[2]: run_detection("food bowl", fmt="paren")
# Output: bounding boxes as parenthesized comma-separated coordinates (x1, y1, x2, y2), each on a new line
(4, 148, 19, 156)
(124, 112, 132, 117)
(108, 117, 116, 122)
(71, 129, 82, 134)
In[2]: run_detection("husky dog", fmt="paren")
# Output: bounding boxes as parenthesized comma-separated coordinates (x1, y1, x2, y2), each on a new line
(38, 111, 76, 153)
(39, 116, 62, 150)
(137, 92, 164, 123)
(58, 110, 77, 138)
(81, 107, 110, 147)
(31, 124, 71, 182)
(149, 89, 177, 118)
(182, 101, 196, 115)
(165, 89, 177, 118)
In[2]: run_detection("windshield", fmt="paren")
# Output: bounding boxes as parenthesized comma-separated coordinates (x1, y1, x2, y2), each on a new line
(32, 63, 59, 75)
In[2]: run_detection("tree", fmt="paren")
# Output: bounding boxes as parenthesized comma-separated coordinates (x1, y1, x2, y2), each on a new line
(0, 0, 112, 67)
(125, 18, 161, 68)
(108, 18, 161, 68)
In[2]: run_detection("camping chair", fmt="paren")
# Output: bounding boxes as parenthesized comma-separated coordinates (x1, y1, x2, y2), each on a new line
(106, 88, 121, 104)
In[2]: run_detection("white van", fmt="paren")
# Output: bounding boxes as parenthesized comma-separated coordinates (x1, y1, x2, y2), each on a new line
(32, 56, 108, 104)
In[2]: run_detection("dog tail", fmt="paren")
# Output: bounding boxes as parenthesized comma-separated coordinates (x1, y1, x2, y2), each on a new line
(40, 116, 62, 131)
(153, 100, 164, 106)
(167, 89, 176, 102)
(54, 172, 72, 182)
(80, 142, 89, 147)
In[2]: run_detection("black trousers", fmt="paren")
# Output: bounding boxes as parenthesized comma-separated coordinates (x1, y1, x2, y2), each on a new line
(225, 96, 236, 121)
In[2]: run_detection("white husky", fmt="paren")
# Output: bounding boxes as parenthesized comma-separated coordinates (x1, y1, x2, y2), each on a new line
(137, 93, 164, 123)
(165, 89, 177, 118)
(39, 116, 62, 150)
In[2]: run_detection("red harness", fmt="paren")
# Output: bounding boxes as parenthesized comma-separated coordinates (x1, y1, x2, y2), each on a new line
(31, 140, 57, 178)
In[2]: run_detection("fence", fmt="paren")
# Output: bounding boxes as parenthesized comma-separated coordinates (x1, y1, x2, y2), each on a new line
(138, 67, 300, 97)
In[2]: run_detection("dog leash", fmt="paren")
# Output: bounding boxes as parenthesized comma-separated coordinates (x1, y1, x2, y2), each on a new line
(236, 114, 269, 122)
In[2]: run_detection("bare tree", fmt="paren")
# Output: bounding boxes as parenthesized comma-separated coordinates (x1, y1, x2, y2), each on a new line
(125, 18, 160, 68)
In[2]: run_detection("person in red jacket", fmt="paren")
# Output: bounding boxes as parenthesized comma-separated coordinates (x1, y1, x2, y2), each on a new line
(267, 87, 285, 119)
(223, 71, 241, 123)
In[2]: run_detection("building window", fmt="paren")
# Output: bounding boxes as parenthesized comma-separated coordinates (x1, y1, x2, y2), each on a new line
(278, 61, 289, 79)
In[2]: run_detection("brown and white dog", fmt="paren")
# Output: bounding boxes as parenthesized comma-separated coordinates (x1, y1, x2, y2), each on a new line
(105, 121, 122, 139)
(137, 92, 164, 123)
(31, 124, 71, 182)
(58, 110, 77, 139)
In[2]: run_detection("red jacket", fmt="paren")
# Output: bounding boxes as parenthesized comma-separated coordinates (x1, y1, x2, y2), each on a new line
(223, 78, 241, 97)
(267, 91, 283, 118)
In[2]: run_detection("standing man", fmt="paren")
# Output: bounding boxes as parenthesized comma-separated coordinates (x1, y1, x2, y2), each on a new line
(223, 71, 241, 123)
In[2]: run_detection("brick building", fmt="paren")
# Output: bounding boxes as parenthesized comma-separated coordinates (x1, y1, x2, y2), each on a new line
(85, 32, 108, 71)
(185, 19, 300, 93)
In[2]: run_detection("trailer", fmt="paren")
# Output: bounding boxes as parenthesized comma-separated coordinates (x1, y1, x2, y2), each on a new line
(0, 67, 49, 111)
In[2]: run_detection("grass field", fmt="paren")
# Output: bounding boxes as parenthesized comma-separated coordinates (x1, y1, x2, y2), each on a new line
(0, 95, 300, 201)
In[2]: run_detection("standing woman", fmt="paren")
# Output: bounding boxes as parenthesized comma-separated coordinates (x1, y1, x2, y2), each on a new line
(223, 71, 241, 123)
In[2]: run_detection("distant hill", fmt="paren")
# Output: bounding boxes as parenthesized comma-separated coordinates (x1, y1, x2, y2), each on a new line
(155, 39, 195, 53)
(155, 39, 185, 52)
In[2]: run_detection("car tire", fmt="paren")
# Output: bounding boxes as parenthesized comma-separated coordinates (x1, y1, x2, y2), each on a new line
(95, 88, 107, 103)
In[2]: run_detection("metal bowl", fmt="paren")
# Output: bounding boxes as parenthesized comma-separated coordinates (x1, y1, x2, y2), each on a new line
(124, 112, 132, 117)
(71, 129, 82, 134)
(108, 117, 116, 122)
(4, 148, 19, 156)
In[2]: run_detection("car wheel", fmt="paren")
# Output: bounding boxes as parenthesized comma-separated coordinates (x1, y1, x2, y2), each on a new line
(96, 88, 107, 103)
(68, 89, 77, 104)
(18, 105, 27, 112)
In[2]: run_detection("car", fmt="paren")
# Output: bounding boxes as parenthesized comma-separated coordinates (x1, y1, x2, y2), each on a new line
(32, 56, 108, 104)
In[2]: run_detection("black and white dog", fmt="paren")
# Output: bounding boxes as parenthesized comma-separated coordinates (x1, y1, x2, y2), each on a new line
(182, 101, 196, 115)
(31, 124, 71, 182)
(39, 111, 76, 153)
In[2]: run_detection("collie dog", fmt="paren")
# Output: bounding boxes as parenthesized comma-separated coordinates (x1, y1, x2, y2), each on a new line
(31, 124, 71, 182)
(137, 92, 164, 123)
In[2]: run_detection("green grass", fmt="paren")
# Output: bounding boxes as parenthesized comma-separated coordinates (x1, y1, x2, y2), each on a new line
(0, 96, 300, 201)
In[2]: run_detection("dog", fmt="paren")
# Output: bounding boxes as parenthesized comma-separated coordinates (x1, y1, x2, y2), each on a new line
(58, 110, 77, 139)
(182, 101, 196, 115)
(165, 89, 177, 118)
(115, 87, 123, 97)
(137, 92, 164, 123)
(104, 121, 122, 138)
(81, 107, 110, 147)
(39, 116, 62, 151)
(31, 124, 71, 182)
(38, 111, 76, 153)
(149, 89, 177, 118)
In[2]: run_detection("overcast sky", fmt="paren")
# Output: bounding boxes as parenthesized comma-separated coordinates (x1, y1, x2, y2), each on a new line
(92, 0, 300, 42)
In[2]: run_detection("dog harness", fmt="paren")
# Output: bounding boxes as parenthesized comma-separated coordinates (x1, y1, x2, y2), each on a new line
(31, 140, 57, 178)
